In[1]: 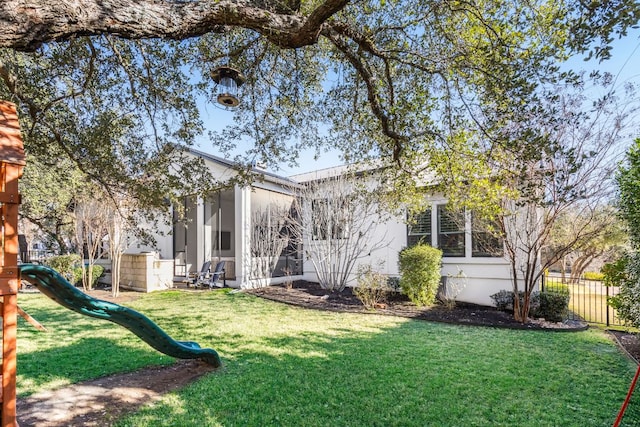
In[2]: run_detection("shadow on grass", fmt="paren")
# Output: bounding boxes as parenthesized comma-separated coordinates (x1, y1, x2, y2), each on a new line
(119, 320, 640, 427)
(18, 337, 172, 398)
(17, 291, 640, 426)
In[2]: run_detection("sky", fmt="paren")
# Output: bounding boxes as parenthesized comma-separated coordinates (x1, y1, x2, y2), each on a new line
(589, 27, 640, 87)
(195, 26, 640, 177)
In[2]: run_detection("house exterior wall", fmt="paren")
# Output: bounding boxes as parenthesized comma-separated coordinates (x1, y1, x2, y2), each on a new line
(121, 150, 306, 288)
(440, 262, 513, 306)
(300, 210, 406, 282)
(124, 215, 173, 259)
(297, 186, 518, 306)
(138, 153, 530, 307)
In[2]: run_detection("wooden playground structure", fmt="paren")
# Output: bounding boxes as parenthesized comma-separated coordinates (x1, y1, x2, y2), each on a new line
(0, 100, 25, 426)
(0, 100, 219, 427)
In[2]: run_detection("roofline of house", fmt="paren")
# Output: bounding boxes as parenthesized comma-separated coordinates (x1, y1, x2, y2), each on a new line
(188, 148, 301, 188)
(290, 158, 396, 184)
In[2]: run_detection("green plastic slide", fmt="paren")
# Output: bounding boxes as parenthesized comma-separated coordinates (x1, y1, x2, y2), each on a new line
(19, 264, 221, 367)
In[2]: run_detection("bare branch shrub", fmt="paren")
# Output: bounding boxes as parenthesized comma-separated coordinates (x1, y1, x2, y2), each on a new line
(248, 203, 290, 288)
(289, 173, 389, 292)
(353, 264, 390, 310)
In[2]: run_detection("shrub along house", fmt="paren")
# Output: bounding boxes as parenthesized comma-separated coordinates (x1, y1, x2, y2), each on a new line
(135, 150, 526, 306)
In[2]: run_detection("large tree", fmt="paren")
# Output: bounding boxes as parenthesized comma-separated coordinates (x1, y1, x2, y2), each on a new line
(608, 138, 640, 327)
(19, 155, 83, 253)
(547, 207, 626, 283)
(0, 0, 638, 207)
(0, 1, 638, 295)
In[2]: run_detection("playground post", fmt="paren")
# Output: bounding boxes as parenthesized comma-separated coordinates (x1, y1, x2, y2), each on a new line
(0, 100, 25, 427)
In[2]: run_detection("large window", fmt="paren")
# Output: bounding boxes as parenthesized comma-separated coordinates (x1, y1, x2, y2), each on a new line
(437, 205, 465, 257)
(471, 213, 504, 257)
(407, 203, 504, 258)
(312, 198, 348, 240)
(407, 208, 432, 246)
(312, 199, 329, 240)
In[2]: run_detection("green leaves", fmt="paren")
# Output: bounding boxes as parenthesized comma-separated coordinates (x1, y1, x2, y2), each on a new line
(2, 37, 229, 249)
(617, 138, 640, 249)
(0, 0, 636, 246)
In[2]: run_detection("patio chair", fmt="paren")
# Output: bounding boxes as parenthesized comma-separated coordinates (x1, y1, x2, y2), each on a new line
(206, 261, 226, 289)
(190, 261, 211, 288)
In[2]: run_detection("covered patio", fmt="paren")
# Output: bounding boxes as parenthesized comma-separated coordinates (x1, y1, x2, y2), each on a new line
(171, 151, 303, 288)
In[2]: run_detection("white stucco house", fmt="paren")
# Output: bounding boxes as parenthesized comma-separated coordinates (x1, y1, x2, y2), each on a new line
(133, 149, 525, 306)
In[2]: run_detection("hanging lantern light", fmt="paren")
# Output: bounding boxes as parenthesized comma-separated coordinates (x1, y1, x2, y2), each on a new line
(210, 66, 246, 109)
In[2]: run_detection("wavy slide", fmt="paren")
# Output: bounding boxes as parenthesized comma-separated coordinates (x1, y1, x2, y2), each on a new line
(19, 264, 221, 367)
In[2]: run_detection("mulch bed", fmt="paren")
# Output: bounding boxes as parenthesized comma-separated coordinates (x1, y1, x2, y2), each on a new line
(246, 281, 589, 331)
(610, 330, 640, 364)
(248, 281, 640, 362)
(248, 281, 640, 363)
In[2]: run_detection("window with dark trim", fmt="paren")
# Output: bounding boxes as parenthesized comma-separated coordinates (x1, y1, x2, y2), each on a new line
(471, 213, 504, 257)
(312, 199, 328, 240)
(407, 208, 432, 247)
(437, 204, 465, 257)
(312, 198, 348, 240)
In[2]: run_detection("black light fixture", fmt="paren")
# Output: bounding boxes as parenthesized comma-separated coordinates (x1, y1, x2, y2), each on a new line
(210, 66, 246, 109)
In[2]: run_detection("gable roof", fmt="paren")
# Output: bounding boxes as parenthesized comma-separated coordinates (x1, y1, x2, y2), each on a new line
(189, 148, 300, 189)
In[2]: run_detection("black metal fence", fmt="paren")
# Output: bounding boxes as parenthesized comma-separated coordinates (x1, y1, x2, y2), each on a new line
(19, 250, 55, 264)
(543, 275, 624, 327)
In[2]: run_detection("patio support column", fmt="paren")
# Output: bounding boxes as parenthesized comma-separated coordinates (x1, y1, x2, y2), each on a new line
(195, 196, 205, 271)
(465, 209, 472, 258)
(234, 185, 251, 287)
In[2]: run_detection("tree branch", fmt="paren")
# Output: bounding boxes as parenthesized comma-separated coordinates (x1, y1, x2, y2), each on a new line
(0, 0, 349, 51)
(324, 27, 409, 162)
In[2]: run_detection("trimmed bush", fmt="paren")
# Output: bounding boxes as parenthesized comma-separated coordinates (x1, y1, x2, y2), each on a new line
(583, 271, 604, 281)
(76, 265, 105, 288)
(398, 244, 442, 306)
(490, 290, 513, 311)
(45, 255, 104, 288)
(46, 254, 82, 284)
(492, 289, 568, 322)
(490, 290, 541, 316)
(534, 291, 570, 322)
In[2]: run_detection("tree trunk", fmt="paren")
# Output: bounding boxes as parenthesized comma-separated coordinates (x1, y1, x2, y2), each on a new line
(81, 262, 94, 291)
(570, 252, 600, 283)
(513, 291, 531, 323)
(111, 251, 122, 298)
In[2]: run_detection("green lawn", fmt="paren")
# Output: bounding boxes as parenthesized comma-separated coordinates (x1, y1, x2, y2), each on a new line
(17, 289, 640, 426)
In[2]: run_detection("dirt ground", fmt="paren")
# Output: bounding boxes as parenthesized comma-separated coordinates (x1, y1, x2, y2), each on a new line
(16, 283, 640, 426)
(17, 360, 215, 427)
